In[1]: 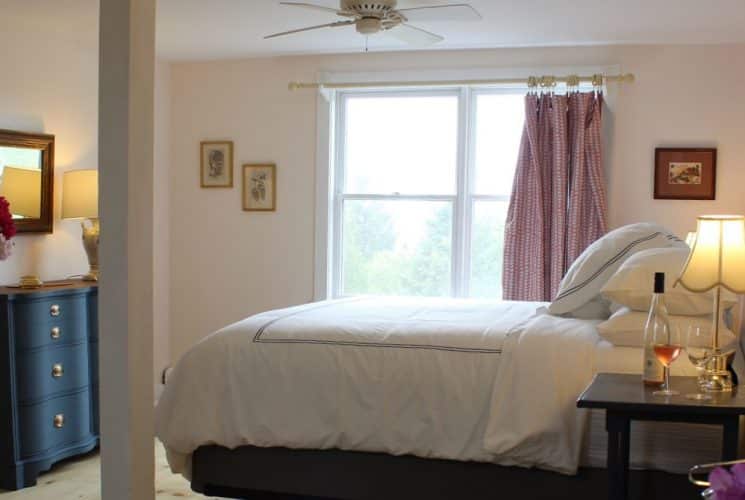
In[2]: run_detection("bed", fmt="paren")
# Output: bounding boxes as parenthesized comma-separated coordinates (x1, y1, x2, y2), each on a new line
(155, 295, 734, 499)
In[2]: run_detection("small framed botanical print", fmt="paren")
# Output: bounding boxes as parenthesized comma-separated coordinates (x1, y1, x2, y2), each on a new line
(200, 141, 233, 188)
(242, 164, 276, 212)
(654, 148, 716, 200)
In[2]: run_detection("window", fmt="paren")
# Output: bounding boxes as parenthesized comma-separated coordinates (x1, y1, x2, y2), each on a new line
(331, 88, 525, 299)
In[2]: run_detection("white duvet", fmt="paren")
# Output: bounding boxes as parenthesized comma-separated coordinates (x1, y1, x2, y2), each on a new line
(156, 297, 606, 477)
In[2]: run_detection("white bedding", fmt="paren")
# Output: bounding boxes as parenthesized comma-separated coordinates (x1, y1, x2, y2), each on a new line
(157, 297, 541, 476)
(155, 297, 740, 479)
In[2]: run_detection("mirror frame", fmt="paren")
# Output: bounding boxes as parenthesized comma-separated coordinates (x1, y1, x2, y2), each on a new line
(0, 129, 55, 233)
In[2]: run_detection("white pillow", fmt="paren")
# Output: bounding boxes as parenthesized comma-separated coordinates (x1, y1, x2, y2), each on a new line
(561, 297, 611, 320)
(601, 247, 738, 315)
(548, 223, 687, 316)
(597, 307, 737, 348)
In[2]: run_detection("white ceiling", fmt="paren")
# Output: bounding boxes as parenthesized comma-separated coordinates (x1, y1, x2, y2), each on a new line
(156, 0, 745, 61)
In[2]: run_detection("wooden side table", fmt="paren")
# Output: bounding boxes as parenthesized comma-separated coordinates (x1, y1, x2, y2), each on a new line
(577, 373, 745, 500)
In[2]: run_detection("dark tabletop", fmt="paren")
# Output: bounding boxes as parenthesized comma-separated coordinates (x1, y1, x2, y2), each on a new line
(577, 373, 745, 415)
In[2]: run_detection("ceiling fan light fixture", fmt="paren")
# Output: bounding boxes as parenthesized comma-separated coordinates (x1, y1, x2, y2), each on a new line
(356, 17, 383, 34)
(267, 1, 481, 47)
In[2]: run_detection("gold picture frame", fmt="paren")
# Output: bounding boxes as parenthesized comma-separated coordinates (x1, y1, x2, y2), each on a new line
(200, 141, 233, 188)
(242, 164, 276, 212)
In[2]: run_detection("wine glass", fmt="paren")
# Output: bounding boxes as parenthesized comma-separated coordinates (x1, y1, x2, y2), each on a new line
(653, 322, 682, 396)
(685, 325, 713, 401)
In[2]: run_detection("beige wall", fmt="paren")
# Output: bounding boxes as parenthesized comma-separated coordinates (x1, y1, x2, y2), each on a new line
(154, 61, 171, 393)
(0, 11, 98, 284)
(168, 44, 745, 363)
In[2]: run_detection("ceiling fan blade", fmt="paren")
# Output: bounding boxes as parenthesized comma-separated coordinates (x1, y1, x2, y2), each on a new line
(396, 4, 482, 22)
(264, 20, 355, 39)
(386, 24, 444, 46)
(279, 2, 340, 14)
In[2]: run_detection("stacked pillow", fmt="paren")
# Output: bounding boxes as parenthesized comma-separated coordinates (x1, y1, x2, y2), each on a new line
(548, 223, 687, 319)
(597, 306, 736, 348)
(546, 222, 738, 349)
(597, 246, 737, 347)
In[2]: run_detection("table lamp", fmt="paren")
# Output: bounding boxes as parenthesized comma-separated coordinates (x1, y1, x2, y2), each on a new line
(62, 169, 99, 281)
(677, 215, 745, 392)
(0, 166, 41, 218)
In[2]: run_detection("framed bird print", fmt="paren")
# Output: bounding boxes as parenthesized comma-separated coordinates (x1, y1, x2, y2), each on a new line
(242, 164, 276, 212)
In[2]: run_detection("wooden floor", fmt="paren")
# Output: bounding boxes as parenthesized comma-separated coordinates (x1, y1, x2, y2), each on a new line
(0, 441, 216, 499)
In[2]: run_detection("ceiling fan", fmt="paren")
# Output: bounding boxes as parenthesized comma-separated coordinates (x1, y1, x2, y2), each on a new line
(265, 1, 482, 47)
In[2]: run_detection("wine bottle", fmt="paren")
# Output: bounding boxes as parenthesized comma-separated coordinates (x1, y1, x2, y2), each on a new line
(643, 272, 667, 385)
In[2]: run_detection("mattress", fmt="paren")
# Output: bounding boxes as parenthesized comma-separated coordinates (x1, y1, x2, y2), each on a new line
(156, 298, 734, 478)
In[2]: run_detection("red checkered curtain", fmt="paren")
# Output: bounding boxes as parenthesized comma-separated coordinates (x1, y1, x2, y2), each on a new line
(502, 92, 607, 301)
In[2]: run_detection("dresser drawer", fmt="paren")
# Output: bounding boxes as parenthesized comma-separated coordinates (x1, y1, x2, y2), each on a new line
(13, 295, 89, 351)
(18, 390, 93, 459)
(16, 344, 92, 404)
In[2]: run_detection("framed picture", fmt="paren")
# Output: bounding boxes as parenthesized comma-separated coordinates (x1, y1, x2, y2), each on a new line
(242, 164, 276, 212)
(654, 148, 716, 200)
(200, 141, 233, 188)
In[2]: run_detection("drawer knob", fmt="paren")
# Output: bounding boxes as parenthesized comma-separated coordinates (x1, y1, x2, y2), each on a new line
(50, 304, 61, 317)
(51, 327, 61, 339)
(53, 414, 65, 429)
(52, 364, 64, 378)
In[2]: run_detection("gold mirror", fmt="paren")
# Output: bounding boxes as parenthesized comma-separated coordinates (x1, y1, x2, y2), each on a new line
(0, 129, 54, 233)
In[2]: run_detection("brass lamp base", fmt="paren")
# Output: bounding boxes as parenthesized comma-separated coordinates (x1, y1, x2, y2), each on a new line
(82, 269, 99, 282)
(703, 351, 734, 392)
(81, 218, 99, 282)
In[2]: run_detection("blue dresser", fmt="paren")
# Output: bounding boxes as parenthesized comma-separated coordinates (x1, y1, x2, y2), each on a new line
(0, 281, 99, 490)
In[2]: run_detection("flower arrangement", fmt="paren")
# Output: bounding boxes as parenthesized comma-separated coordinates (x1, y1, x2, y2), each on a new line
(0, 196, 16, 261)
(708, 464, 745, 499)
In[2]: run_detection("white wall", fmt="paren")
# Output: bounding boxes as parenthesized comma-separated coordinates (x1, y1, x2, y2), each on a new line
(168, 44, 745, 362)
(0, 8, 99, 284)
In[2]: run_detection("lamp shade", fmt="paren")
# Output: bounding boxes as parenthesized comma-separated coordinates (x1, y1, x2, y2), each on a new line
(62, 169, 98, 219)
(685, 231, 697, 247)
(0, 166, 41, 218)
(677, 215, 745, 294)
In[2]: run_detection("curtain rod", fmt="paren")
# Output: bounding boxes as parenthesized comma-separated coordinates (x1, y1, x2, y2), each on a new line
(288, 73, 634, 91)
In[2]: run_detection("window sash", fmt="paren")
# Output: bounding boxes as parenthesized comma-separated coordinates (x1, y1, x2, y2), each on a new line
(332, 87, 525, 299)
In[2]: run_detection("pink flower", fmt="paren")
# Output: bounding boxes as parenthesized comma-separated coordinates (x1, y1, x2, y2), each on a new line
(710, 465, 745, 499)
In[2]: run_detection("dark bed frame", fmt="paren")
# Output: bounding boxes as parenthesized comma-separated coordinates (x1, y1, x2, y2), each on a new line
(191, 445, 701, 499)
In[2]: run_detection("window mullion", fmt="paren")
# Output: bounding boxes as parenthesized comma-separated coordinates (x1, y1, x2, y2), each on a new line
(453, 86, 472, 298)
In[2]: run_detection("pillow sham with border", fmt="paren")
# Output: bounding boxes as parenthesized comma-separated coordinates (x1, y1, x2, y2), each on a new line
(548, 223, 687, 316)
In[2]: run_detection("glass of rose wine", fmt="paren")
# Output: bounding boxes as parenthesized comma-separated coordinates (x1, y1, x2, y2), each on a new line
(653, 322, 682, 396)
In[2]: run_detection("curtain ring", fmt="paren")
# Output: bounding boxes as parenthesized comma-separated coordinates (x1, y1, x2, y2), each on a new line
(539, 76, 556, 96)
(566, 75, 580, 94)
(591, 73, 604, 97)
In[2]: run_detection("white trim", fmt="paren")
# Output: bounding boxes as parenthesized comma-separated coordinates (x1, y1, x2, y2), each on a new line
(313, 89, 334, 301)
(318, 65, 620, 89)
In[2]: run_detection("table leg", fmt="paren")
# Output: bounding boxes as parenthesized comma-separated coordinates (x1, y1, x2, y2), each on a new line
(722, 416, 740, 461)
(606, 412, 630, 500)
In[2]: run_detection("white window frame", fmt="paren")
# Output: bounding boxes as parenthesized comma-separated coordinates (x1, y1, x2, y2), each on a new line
(313, 66, 615, 301)
(325, 86, 527, 299)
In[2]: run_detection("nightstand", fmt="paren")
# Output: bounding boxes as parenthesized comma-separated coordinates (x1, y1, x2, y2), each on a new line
(0, 281, 99, 490)
(577, 373, 745, 500)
